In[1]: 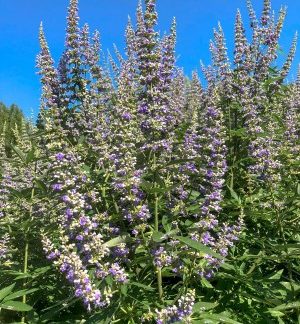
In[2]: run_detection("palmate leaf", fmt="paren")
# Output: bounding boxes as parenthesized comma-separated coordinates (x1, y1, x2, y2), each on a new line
(174, 236, 223, 259)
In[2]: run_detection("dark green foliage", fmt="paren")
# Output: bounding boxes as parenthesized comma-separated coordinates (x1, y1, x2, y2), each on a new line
(0, 102, 26, 157)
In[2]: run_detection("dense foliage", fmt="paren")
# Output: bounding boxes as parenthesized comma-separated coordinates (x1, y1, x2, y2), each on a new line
(0, 102, 25, 156)
(0, 0, 299, 323)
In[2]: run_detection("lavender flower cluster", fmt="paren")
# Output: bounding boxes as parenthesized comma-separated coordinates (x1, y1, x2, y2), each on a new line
(0, 234, 11, 266)
(6, 0, 294, 317)
(41, 149, 129, 310)
(155, 290, 195, 324)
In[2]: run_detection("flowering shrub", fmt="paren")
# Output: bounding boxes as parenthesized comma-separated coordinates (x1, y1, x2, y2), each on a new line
(0, 0, 299, 323)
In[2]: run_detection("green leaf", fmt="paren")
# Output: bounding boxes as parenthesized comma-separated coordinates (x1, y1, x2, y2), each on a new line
(268, 310, 285, 317)
(78, 135, 86, 144)
(0, 283, 15, 301)
(152, 231, 165, 242)
(199, 313, 242, 324)
(189, 190, 201, 199)
(40, 297, 77, 321)
(140, 180, 152, 191)
(201, 278, 213, 288)
(120, 284, 128, 296)
(270, 243, 300, 251)
(280, 281, 300, 292)
(85, 304, 119, 324)
(150, 186, 173, 194)
(25, 149, 35, 164)
(81, 164, 91, 174)
(128, 282, 155, 291)
(272, 301, 300, 311)
(165, 158, 195, 167)
(184, 220, 194, 227)
(0, 270, 25, 277)
(230, 128, 246, 139)
(14, 273, 32, 280)
(227, 186, 241, 204)
(186, 205, 201, 213)
(10, 145, 26, 162)
(267, 269, 283, 281)
(103, 235, 128, 248)
(33, 265, 51, 275)
(193, 301, 217, 312)
(35, 179, 48, 193)
(220, 263, 235, 271)
(174, 236, 223, 259)
(263, 76, 282, 88)
(3, 288, 39, 301)
(162, 215, 171, 232)
(0, 301, 32, 312)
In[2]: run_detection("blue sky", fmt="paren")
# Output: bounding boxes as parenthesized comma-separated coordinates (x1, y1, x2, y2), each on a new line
(0, 0, 300, 117)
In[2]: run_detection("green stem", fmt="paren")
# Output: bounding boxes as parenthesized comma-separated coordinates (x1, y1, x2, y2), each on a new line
(157, 267, 163, 300)
(154, 195, 159, 232)
(21, 167, 36, 323)
(228, 100, 236, 190)
(21, 241, 29, 300)
(153, 153, 163, 300)
(271, 188, 299, 318)
(101, 168, 110, 210)
(154, 194, 163, 300)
